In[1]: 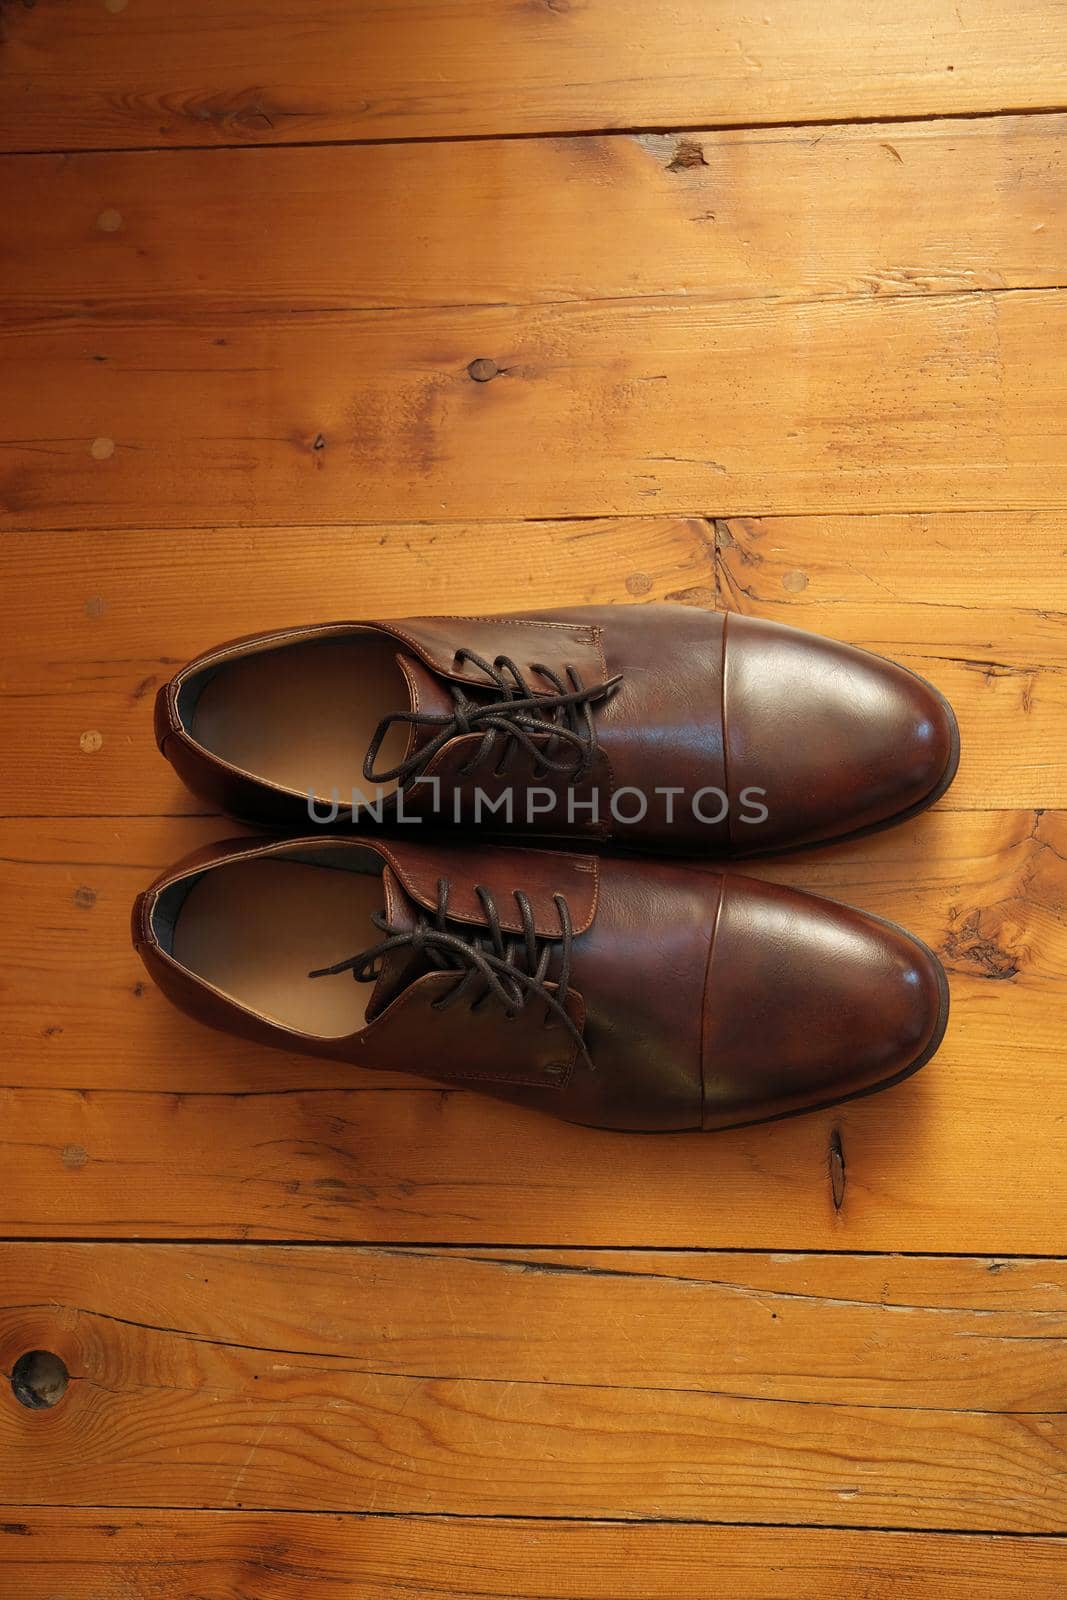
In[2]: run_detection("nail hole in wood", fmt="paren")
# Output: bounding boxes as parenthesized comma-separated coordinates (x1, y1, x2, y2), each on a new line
(829, 1128, 846, 1211)
(11, 1351, 69, 1411)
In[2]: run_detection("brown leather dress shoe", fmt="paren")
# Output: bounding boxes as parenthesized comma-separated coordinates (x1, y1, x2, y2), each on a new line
(155, 607, 958, 854)
(132, 835, 948, 1132)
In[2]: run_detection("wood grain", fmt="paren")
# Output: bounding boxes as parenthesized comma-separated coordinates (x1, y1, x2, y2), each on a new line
(3, 808, 1061, 1092)
(2, 0, 1066, 151)
(0, 517, 711, 815)
(5, 116, 1066, 323)
(1, 515, 1061, 815)
(3, 0, 1065, 1580)
(4, 1515, 1067, 1600)
(3, 506, 1062, 1250)
(715, 511, 1067, 808)
(3, 286, 1064, 526)
(4, 1514, 1066, 1600)
(2, 1010, 1062, 1251)
(2, 808, 1065, 1252)
(1, 1245, 1064, 1528)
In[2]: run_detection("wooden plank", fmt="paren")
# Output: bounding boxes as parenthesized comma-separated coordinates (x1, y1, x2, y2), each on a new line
(5, 116, 1066, 323)
(5, 1515, 1066, 1600)
(2, 0, 1067, 151)
(0, 1245, 1064, 1527)
(3, 286, 1064, 526)
(7, 1242, 1067, 1409)
(714, 511, 1067, 809)
(3, 808, 1062, 1092)
(3, 508, 1062, 1249)
(1, 514, 1061, 814)
(2, 809, 1065, 1251)
(0, 517, 713, 816)
(1, 989, 1061, 1251)
(717, 510, 1067, 613)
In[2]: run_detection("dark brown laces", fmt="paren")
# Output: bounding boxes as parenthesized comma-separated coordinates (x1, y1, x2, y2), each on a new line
(363, 649, 622, 787)
(308, 875, 592, 1069)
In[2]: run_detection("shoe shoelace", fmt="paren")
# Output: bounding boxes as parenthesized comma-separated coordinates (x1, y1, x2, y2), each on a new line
(363, 648, 622, 787)
(309, 875, 592, 1070)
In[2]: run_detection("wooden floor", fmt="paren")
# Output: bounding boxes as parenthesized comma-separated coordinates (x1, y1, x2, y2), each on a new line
(2, 3, 1066, 1594)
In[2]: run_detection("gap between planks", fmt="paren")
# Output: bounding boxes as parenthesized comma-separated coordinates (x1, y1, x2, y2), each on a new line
(3, 1506, 1067, 1536)
(8, 102, 1067, 163)
(0, 1239, 1061, 1261)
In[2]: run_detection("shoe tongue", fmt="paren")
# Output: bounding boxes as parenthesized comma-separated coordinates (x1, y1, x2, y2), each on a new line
(365, 864, 428, 1020)
(394, 651, 458, 763)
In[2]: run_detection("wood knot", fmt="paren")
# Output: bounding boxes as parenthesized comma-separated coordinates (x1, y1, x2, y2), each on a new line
(667, 139, 708, 172)
(467, 357, 502, 383)
(940, 909, 1020, 981)
(10, 1351, 69, 1411)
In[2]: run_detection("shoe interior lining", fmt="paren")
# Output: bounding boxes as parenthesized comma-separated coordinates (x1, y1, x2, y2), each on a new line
(185, 635, 412, 805)
(168, 856, 384, 1038)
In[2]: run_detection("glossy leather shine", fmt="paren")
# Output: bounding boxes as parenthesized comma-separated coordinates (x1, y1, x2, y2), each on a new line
(133, 834, 949, 1133)
(154, 606, 959, 853)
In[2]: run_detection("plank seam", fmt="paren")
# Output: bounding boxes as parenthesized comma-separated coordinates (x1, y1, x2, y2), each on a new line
(1, 1505, 1065, 1537)
(4, 100, 1067, 160)
(0, 1238, 1063, 1260)
(0, 506, 1062, 535)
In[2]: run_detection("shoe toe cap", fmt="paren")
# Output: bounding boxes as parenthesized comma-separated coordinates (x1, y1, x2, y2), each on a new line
(725, 615, 958, 851)
(702, 875, 947, 1130)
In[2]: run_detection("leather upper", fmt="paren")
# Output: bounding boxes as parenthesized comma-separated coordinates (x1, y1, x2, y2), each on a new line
(155, 605, 958, 853)
(133, 834, 948, 1133)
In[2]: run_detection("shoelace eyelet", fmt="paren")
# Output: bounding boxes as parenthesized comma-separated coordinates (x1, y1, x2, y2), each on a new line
(363, 648, 621, 793)
(309, 877, 592, 1070)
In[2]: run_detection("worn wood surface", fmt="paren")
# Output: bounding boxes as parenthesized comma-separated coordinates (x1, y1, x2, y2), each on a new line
(4, 1514, 1066, 1600)
(2, 2, 1065, 1593)
(1, 1245, 1065, 1529)
(3, 513, 1063, 815)
(7, 806, 1060, 1086)
(2, 803, 1065, 1250)
(4, 284, 1067, 526)
(2, 0, 1066, 151)
(5, 116, 1066, 322)
(3, 115, 1067, 530)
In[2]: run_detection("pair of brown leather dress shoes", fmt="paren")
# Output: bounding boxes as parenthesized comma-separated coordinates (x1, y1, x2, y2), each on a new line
(134, 607, 957, 1133)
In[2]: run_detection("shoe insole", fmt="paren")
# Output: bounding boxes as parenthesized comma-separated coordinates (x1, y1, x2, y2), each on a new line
(191, 637, 411, 804)
(172, 858, 383, 1038)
